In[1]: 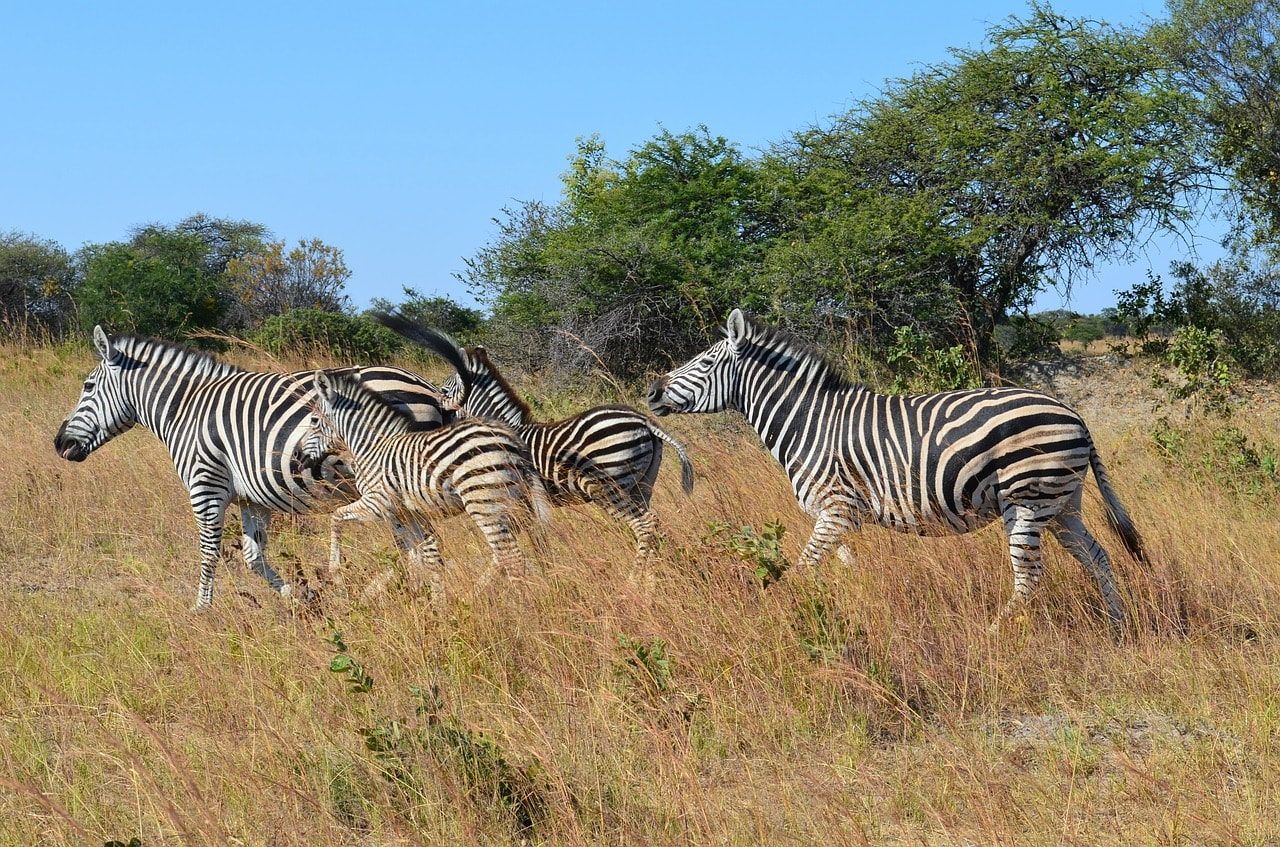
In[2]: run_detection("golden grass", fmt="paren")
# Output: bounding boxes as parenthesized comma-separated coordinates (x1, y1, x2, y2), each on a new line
(2, 339, 1278, 845)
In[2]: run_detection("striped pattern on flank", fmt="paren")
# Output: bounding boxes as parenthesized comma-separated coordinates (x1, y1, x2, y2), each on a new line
(302, 369, 551, 599)
(53, 326, 452, 608)
(647, 309, 1144, 635)
(376, 312, 694, 565)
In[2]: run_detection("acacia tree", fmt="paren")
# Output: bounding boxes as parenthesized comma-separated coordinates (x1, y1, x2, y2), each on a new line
(766, 3, 1211, 358)
(464, 128, 770, 376)
(1155, 0, 1280, 245)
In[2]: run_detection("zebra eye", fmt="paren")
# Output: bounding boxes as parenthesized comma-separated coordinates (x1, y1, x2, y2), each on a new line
(83, 380, 96, 394)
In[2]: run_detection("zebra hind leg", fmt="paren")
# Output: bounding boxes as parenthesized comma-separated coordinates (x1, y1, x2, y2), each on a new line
(1051, 512, 1127, 639)
(991, 504, 1047, 634)
(468, 505, 528, 587)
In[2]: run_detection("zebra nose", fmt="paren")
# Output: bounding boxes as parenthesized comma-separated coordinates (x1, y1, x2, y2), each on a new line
(645, 379, 668, 412)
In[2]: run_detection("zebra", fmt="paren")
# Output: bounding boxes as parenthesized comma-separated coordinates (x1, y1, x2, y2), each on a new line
(299, 368, 552, 599)
(372, 311, 695, 570)
(53, 325, 455, 609)
(645, 309, 1145, 635)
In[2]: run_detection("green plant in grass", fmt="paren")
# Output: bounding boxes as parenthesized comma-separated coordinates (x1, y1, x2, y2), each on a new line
(704, 519, 788, 586)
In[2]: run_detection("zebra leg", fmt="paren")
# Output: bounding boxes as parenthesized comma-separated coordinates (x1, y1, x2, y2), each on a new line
(469, 507, 527, 585)
(991, 504, 1046, 633)
(392, 518, 445, 600)
(1051, 512, 1127, 638)
(796, 509, 856, 572)
(239, 503, 289, 595)
(192, 498, 230, 611)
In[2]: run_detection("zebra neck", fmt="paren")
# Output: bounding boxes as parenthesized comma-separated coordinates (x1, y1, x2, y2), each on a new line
(335, 403, 409, 461)
(739, 367, 865, 457)
(467, 379, 530, 425)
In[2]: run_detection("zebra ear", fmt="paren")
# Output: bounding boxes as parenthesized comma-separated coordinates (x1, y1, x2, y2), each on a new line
(725, 309, 748, 349)
(313, 370, 335, 403)
(92, 325, 116, 363)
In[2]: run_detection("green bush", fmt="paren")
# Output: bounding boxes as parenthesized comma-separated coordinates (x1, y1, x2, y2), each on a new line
(253, 308, 402, 362)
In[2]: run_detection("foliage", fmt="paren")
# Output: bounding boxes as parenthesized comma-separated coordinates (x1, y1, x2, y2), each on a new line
(767, 3, 1208, 360)
(1155, 0, 1280, 247)
(322, 630, 544, 837)
(704, 519, 788, 586)
(0, 230, 75, 333)
(1110, 257, 1280, 375)
(464, 128, 771, 377)
(68, 214, 268, 341)
(369, 286, 485, 345)
(885, 326, 981, 392)
(73, 235, 227, 340)
(253, 308, 401, 362)
(227, 238, 352, 329)
(1151, 415, 1280, 500)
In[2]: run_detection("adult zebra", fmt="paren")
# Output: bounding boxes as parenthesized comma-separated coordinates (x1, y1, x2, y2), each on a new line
(53, 325, 454, 609)
(646, 309, 1145, 635)
(300, 369, 552, 600)
(373, 312, 694, 567)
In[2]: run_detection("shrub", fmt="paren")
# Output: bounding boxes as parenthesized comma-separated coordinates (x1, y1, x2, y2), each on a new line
(253, 308, 402, 362)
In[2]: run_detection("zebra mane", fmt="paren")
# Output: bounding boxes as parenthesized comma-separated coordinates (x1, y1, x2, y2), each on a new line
(466, 346, 533, 423)
(737, 313, 860, 392)
(108, 334, 244, 378)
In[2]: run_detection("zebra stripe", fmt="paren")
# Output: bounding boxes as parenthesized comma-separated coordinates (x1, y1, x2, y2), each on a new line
(53, 325, 452, 609)
(374, 312, 695, 565)
(646, 309, 1144, 634)
(301, 369, 551, 599)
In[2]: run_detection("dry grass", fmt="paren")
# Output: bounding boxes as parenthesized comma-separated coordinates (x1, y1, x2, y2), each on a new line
(2, 339, 1278, 846)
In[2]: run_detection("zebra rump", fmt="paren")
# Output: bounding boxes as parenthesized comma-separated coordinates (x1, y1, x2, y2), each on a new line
(372, 310, 695, 566)
(646, 308, 1144, 636)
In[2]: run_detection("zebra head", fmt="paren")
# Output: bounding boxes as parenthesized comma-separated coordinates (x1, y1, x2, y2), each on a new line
(54, 326, 140, 462)
(647, 308, 750, 416)
(298, 370, 343, 470)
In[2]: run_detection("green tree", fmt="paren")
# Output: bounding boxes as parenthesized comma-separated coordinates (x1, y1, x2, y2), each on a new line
(1155, 0, 1280, 245)
(227, 238, 352, 328)
(369, 286, 486, 345)
(0, 231, 75, 333)
(464, 128, 769, 376)
(766, 3, 1209, 359)
(74, 235, 227, 339)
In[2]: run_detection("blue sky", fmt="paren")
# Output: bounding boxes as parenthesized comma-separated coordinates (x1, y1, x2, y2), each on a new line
(3, 1, 1223, 318)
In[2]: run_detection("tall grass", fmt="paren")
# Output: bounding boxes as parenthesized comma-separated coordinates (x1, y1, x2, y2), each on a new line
(1, 341, 1277, 845)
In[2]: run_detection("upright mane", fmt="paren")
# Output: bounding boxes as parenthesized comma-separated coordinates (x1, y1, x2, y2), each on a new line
(110, 334, 245, 379)
(468, 346, 533, 422)
(739, 313, 860, 393)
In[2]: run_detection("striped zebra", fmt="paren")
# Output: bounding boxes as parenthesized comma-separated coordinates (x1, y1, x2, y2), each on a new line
(299, 369, 552, 599)
(373, 312, 695, 567)
(53, 325, 454, 609)
(646, 309, 1145, 634)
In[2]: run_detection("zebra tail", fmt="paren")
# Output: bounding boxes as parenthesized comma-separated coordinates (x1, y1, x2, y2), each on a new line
(648, 421, 694, 495)
(1090, 444, 1146, 564)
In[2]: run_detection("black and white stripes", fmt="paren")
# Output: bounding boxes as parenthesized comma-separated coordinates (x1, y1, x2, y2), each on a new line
(647, 309, 1144, 633)
(301, 369, 551, 598)
(53, 325, 452, 608)
(374, 312, 694, 565)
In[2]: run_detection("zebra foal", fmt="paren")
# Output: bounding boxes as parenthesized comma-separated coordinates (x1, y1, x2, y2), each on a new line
(373, 312, 695, 570)
(300, 369, 551, 599)
(53, 326, 452, 609)
(646, 309, 1145, 635)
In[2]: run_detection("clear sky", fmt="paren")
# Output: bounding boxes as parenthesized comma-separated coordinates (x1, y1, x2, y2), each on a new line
(2, 0, 1224, 319)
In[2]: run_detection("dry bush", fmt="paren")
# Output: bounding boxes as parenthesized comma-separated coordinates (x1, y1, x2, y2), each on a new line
(1, 341, 1277, 845)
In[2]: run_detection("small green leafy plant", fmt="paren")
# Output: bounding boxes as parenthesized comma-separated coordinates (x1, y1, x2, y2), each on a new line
(704, 519, 788, 586)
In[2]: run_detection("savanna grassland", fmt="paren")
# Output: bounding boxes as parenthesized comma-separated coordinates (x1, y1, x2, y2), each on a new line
(1, 339, 1278, 846)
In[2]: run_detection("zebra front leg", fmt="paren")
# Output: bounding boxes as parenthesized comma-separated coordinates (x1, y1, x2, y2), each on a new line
(991, 504, 1046, 634)
(192, 499, 230, 610)
(795, 508, 857, 573)
(239, 503, 293, 597)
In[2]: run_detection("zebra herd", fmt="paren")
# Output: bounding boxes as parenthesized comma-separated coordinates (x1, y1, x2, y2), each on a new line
(54, 308, 1145, 635)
